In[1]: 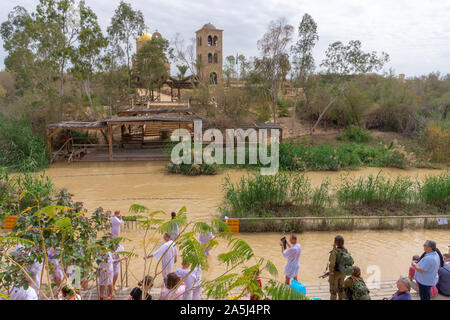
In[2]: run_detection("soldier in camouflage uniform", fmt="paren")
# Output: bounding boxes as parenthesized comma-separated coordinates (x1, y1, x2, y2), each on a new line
(328, 235, 346, 300)
(343, 266, 371, 300)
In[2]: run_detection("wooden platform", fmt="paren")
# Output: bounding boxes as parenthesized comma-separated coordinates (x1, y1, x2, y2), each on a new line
(77, 147, 168, 162)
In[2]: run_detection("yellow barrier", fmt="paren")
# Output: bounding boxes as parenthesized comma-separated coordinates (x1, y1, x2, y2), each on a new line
(226, 219, 239, 233)
(4, 216, 18, 230)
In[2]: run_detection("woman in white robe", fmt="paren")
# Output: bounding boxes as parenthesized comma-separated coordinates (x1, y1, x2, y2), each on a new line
(281, 235, 302, 285)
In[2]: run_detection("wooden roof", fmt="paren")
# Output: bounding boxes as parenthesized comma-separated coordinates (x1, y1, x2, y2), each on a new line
(47, 121, 107, 130)
(117, 107, 191, 116)
(104, 115, 202, 124)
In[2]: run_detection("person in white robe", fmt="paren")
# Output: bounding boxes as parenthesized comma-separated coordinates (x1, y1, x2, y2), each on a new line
(15, 245, 43, 296)
(281, 235, 302, 285)
(169, 212, 180, 241)
(98, 251, 114, 299)
(175, 261, 202, 300)
(110, 211, 123, 239)
(198, 232, 215, 256)
(48, 247, 64, 285)
(9, 271, 38, 300)
(145, 233, 178, 283)
(112, 244, 124, 290)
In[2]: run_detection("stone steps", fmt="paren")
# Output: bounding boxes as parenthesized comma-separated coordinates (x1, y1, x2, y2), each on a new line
(80, 280, 449, 300)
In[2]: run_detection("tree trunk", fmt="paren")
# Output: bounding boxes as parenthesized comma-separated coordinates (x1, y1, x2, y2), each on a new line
(310, 96, 338, 135)
(83, 79, 93, 108)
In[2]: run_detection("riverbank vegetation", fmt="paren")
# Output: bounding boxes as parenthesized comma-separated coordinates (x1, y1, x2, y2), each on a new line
(0, 115, 49, 172)
(220, 172, 449, 219)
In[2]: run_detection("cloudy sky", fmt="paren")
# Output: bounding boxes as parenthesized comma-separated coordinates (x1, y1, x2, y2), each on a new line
(1, 0, 449, 76)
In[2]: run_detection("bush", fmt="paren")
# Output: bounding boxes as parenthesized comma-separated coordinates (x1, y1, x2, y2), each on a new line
(256, 104, 272, 122)
(277, 98, 290, 117)
(337, 126, 372, 143)
(166, 163, 219, 176)
(420, 122, 450, 163)
(0, 115, 49, 172)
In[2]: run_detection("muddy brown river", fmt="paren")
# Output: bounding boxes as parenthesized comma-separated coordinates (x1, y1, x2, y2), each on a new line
(43, 162, 449, 288)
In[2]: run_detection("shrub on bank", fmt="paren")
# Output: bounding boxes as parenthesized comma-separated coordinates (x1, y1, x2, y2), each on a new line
(0, 115, 49, 172)
(279, 142, 414, 171)
(166, 162, 219, 176)
(337, 126, 372, 143)
(420, 122, 450, 164)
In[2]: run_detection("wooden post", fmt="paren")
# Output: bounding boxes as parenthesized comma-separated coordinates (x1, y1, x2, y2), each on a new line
(400, 218, 404, 230)
(108, 124, 113, 160)
(351, 218, 355, 230)
(46, 128, 52, 159)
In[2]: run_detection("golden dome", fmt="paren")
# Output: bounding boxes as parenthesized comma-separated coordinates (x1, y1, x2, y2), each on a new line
(137, 25, 152, 42)
(137, 33, 152, 42)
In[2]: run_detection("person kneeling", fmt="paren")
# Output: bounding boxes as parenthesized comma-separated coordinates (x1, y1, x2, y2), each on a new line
(344, 266, 370, 300)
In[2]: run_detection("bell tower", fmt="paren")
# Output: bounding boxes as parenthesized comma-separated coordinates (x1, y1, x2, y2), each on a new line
(195, 23, 223, 85)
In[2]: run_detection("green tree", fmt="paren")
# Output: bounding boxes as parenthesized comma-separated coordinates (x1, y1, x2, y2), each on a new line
(107, 1, 144, 90)
(70, 1, 107, 107)
(311, 40, 389, 133)
(33, 0, 82, 99)
(256, 18, 294, 123)
(223, 55, 237, 86)
(0, 6, 36, 94)
(176, 65, 189, 80)
(290, 13, 319, 132)
(134, 38, 172, 101)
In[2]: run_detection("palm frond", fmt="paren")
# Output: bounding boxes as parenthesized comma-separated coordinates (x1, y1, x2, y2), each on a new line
(218, 238, 254, 267)
(264, 279, 309, 300)
(128, 204, 149, 214)
(264, 260, 278, 277)
(34, 206, 72, 219)
(203, 273, 238, 300)
(0, 237, 35, 246)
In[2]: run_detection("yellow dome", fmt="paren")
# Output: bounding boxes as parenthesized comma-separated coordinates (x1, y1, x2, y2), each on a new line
(137, 33, 152, 42)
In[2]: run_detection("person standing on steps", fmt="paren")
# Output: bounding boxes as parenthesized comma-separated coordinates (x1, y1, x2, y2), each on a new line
(328, 235, 353, 300)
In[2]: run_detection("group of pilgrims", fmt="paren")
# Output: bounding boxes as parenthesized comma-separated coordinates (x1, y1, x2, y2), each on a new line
(2, 211, 214, 300)
(2, 211, 449, 301)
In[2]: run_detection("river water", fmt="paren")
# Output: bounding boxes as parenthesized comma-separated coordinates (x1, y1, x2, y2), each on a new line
(43, 162, 449, 287)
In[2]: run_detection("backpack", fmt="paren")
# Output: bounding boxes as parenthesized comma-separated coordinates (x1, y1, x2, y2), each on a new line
(351, 278, 370, 300)
(336, 248, 354, 275)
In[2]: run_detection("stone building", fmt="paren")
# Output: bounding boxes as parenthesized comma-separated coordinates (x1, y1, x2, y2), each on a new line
(195, 23, 223, 85)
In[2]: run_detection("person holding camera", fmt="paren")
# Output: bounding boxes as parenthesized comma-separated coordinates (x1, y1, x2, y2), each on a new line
(280, 235, 301, 285)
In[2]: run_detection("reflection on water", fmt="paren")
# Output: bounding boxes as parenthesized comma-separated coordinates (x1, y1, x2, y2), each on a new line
(42, 162, 449, 286)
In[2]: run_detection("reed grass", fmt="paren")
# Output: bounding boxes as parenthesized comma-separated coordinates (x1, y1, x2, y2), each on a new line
(418, 172, 450, 208)
(221, 171, 449, 225)
(336, 174, 416, 208)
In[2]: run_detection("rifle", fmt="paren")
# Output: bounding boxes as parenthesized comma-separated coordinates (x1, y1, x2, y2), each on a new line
(319, 263, 330, 279)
